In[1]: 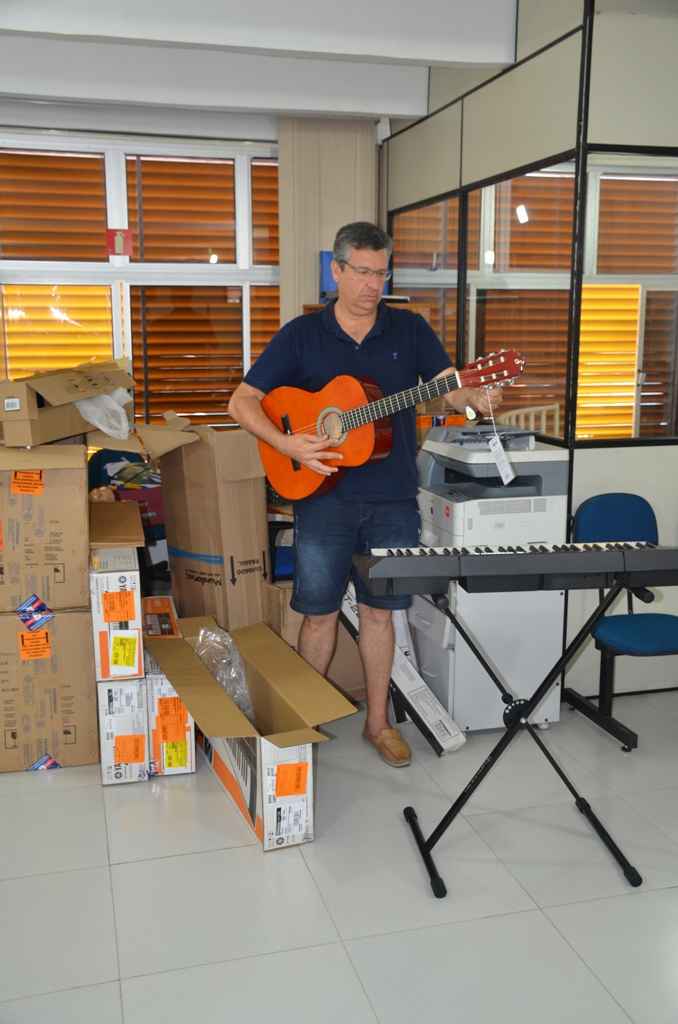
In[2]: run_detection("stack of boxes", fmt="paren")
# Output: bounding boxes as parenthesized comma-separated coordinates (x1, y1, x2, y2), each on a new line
(90, 505, 196, 785)
(90, 504, 149, 785)
(0, 445, 98, 772)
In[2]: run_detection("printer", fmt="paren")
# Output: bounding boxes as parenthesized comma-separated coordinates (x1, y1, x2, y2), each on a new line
(408, 425, 569, 732)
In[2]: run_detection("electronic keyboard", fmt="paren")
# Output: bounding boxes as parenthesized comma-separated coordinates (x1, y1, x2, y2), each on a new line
(353, 542, 678, 595)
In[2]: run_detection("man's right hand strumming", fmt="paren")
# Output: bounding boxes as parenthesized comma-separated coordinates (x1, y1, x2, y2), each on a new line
(276, 432, 343, 476)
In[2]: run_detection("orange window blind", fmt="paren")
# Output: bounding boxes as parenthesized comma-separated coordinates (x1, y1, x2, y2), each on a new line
(598, 177, 678, 274)
(641, 292, 678, 436)
(476, 289, 570, 435)
(1, 284, 113, 379)
(576, 284, 641, 440)
(494, 174, 574, 271)
(0, 150, 108, 261)
(126, 157, 236, 263)
(392, 201, 446, 270)
(251, 160, 279, 265)
(131, 285, 242, 424)
(250, 285, 280, 363)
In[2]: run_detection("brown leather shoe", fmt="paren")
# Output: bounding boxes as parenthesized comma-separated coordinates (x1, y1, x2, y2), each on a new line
(363, 726, 411, 767)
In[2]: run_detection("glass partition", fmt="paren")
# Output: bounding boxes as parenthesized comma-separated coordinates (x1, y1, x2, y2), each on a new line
(579, 155, 678, 439)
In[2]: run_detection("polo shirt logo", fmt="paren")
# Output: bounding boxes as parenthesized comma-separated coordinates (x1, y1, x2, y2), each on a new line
(392, 351, 399, 359)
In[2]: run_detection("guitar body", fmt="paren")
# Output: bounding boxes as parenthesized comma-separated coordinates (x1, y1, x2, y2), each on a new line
(259, 375, 392, 501)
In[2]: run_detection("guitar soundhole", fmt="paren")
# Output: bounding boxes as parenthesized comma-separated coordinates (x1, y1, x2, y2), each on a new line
(317, 407, 346, 445)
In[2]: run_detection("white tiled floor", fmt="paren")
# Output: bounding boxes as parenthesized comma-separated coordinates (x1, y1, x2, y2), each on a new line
(2, 693, 678, 1023)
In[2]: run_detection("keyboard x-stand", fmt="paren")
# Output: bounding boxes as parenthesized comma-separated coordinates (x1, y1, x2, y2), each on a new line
(353, 540, 678, 898)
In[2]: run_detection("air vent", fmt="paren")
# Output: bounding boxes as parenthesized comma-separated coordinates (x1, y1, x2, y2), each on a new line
(480, 499, 532, 516)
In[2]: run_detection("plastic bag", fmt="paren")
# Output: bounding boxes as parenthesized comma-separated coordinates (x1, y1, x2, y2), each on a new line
(75, 388, 132, 440)
(188, 624, 254, 722)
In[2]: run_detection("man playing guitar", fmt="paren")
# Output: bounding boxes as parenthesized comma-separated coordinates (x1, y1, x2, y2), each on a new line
(229, 222, 501, 767)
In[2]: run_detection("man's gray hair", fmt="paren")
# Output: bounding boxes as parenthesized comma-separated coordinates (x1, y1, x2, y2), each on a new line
(332, 222, 393, 264)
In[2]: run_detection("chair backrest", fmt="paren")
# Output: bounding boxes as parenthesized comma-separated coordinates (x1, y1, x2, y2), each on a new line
(573, 492, 659, 544)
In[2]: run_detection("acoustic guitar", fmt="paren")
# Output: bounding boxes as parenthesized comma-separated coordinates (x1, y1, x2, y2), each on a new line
(258, 349, 526, 501)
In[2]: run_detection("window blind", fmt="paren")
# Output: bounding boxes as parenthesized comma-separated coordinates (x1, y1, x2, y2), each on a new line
(250, 285, 281, 364)
(251, 160, 279, 265)
(476, 289, 569, 435)
(0, 284, 113, 379)
(126, 157, 236, 263)
(131, 285, 242, 424)
(576, 283, 640, 439)
(640, 291, 678, 436)
(0, 150, 108, 261)
(598, 177, 678, 274)
(494, 174, 574, 271)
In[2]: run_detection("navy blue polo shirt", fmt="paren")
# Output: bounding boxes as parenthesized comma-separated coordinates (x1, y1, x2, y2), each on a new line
(245, 300, 451, 501)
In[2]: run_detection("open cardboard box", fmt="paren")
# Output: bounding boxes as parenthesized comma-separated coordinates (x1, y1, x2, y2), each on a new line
(160, 428, 268, 631)
(145, 617, 357, 849)
(0, 361, 135, 446)
(86, 422, 199, 461)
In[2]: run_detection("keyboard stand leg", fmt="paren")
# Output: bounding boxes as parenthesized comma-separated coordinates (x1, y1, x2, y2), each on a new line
(404, 582, 643, 897)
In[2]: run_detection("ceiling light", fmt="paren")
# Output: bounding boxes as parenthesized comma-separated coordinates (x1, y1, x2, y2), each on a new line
(209, 253, 218, 264)
(515, 205, 529, 224)
(484, 250, 495, 266)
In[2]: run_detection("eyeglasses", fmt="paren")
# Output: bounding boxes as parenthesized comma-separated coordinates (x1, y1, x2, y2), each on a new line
(339, 260, 392, 282)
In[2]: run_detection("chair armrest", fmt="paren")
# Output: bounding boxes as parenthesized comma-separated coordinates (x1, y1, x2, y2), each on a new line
(630, 587, 654, 605)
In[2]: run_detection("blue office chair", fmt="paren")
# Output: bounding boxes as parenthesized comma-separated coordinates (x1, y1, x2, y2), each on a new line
(564, 492, 678, 750)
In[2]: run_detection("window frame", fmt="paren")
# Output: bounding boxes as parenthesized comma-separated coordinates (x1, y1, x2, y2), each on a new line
(0, 129, 279, 417)
(391, 154, 678, 446)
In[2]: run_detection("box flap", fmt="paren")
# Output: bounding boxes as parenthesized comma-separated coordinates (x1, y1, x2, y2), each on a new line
(144, 636, 259, 739)
(0, 444, 87, 471)
(231, 623, 357, 727)
(89, 502, 145, 547)
(195, 427, 265, 481)
(266, 727, 329, 748)
(87, 424, 199, 460)
(13, 361, 134, 408)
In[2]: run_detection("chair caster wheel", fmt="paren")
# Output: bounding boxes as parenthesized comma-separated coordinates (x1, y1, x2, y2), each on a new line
(621, 745, 632, 753)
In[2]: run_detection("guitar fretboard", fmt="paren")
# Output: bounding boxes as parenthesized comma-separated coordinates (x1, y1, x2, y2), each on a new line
(340, 373, 460, 431)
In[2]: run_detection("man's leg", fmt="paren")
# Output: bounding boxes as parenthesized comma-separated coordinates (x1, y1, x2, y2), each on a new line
(298, 611, 339, 676)
(358, 603, 394, 737)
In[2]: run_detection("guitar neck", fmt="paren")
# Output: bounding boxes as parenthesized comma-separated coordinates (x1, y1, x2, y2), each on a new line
(341, 372, 460, 431)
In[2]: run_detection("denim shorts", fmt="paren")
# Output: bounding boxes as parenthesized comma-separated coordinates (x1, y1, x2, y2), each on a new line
(290, 491, 420, 614)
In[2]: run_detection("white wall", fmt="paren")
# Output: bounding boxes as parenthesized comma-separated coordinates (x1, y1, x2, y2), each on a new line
(0, 0, 517, 65)
(566, 447, 678, 694)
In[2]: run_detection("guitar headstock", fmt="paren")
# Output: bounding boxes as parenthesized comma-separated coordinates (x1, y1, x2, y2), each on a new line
(459, 349, 526, 388)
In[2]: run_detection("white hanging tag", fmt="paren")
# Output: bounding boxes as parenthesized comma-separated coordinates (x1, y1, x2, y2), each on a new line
(484, 387, 515, 485)
(488, 434, 516, 485)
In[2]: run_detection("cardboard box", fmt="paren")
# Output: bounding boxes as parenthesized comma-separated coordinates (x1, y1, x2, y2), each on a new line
(86, 423, 199, 461)
(145, 618, 356, 849)
(160, 429, 268, 631)
(89, 501, 145, 548)
(0, 446, 89, 612)
(145, 650, 195, 776)
(97, 680, 149, 785)
(0, 361, 134, 447)
(0, 611, 98, 772)
(262, 580, 366, 703)
(90, 548, 144, 681)
(142, 596, 181, 638)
